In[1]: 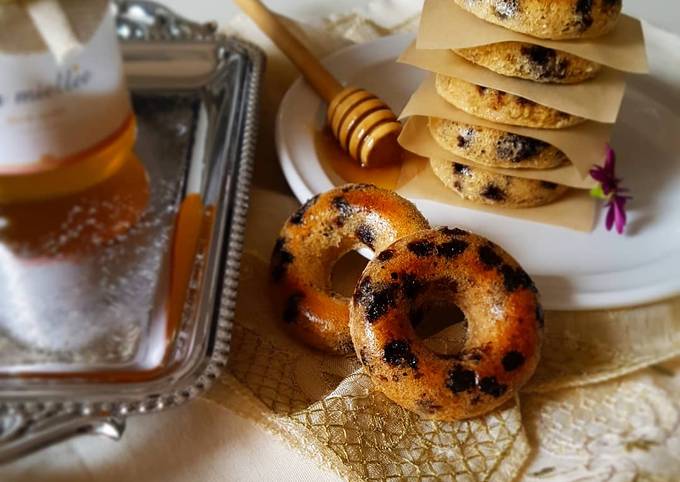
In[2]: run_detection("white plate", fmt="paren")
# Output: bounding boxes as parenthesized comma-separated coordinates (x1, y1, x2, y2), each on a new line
(276, 28, 680, 311)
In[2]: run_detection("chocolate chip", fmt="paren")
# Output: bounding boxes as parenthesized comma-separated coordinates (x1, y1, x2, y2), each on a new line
(355, 224, 375, 250)
(377, 249, 394, 262)
(522, 45, 555, 67)
(354, 277, 398, 323)
(453, 163, 471, 176)
(493, 0, 519, 19)
(575, 0, 594, 31)
(480, 377, 507, 397)
(520, 45, 568, 81)
(331, 195, 353, 220)
(290, 195, 319, 225)
(500, 264, 536, 293)
(383, 340, 418, 369)
(502, 351, 526, 372)
(541, 181, 558, 190)
(407, 240, 436, 257)
(271, 237, 294, 281)
(282, 293, 304, 323)
(446, 365, 476, 394)
(437, 239, 469, 258)
(456, 127, 475, 148)
(478, 245, 503, 269)
(476, 85, 488, 95)
(481, 184, 506, 202)
(496, 134, 546, 162)
(400, 273, 424, 299)
(439, 227, 469, 237)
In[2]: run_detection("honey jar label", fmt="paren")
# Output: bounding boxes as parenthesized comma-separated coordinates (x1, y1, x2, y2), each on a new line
(0, 6, 131, 173)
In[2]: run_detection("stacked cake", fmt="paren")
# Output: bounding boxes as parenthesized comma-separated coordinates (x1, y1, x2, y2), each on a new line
(398, 0, 647, 216)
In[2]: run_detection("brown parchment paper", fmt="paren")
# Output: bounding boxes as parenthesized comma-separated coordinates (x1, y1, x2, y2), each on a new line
(417, 0, 648, 74)
(395, 155, 596, 232)
(400, 75, 612, 179)
(400, 116, 596, 189)
(398, 42, 627, 123)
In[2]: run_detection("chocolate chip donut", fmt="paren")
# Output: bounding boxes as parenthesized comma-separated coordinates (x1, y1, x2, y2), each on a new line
(350, 227, 543, 420)
(431, 158, 569, 208)
(454, 42, 602, 84)
(270, 184, 430, 354)
(435, 74, 585, 129)
(453, 0, 622, 40)
(428, 117, 568, 169)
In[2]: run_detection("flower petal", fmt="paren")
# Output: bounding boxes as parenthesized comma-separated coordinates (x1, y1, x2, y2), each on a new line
(605, 203, 616, 232)
(605, 145, 616, 174)
(614, 198, 628, 234)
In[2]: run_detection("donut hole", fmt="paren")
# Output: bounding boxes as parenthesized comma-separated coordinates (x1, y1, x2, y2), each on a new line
(414, 300, 467, 356)
(331, 250, 370, 297)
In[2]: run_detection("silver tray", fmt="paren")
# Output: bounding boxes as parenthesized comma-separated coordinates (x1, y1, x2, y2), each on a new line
(0, 1, 263, 463)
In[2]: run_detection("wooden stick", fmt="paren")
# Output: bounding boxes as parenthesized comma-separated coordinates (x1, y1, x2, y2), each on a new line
(233, 0, 343, 102)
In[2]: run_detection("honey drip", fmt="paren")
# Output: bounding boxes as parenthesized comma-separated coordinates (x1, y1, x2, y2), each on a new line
(314, 126, 402, 190)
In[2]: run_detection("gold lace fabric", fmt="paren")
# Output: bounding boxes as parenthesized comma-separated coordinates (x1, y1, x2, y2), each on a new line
(203, 190, 680, 481)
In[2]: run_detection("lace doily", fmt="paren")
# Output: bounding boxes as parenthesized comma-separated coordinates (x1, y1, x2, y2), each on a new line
(201, 190, 680, 481)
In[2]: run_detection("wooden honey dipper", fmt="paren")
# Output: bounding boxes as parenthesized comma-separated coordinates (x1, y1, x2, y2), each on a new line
(234, 0, 404, 167)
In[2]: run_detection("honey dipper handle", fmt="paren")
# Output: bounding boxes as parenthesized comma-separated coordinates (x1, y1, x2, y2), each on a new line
(234, 0, 343, 102)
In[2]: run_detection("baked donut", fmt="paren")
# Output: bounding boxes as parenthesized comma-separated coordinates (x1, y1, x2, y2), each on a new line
(270, 184, 430, 354)
(454, 42, 602, 84)
(435, 74, 585, 129)
(350, 227, 543, 420)
(430, 158, 569, 208)
(452, 0, 622, 40)
(428, 117, 568, 169)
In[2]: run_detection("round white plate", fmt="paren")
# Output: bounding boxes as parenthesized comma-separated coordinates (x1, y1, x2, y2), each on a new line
(276, 28, 680, 311)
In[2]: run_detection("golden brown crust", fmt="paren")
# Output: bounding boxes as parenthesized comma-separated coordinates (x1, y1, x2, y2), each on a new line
(452, 0, 622, 40)
(428, 117, 568, 169)
(270, 184, 430, 354)
(453, 42, 602, 84)
(349, 228, 543, 421)
(430, 158, 569, 208)
(435, 74, 585, 129)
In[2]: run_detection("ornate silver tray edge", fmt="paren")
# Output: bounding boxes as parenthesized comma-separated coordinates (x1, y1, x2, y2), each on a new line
(0, 1, 264, 464)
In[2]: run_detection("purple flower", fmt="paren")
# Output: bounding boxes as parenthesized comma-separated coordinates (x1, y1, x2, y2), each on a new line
(590, 145, 631, 235)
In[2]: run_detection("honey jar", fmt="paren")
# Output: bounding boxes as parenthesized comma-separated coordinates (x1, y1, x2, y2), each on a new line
(0, 0, 135, 203)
